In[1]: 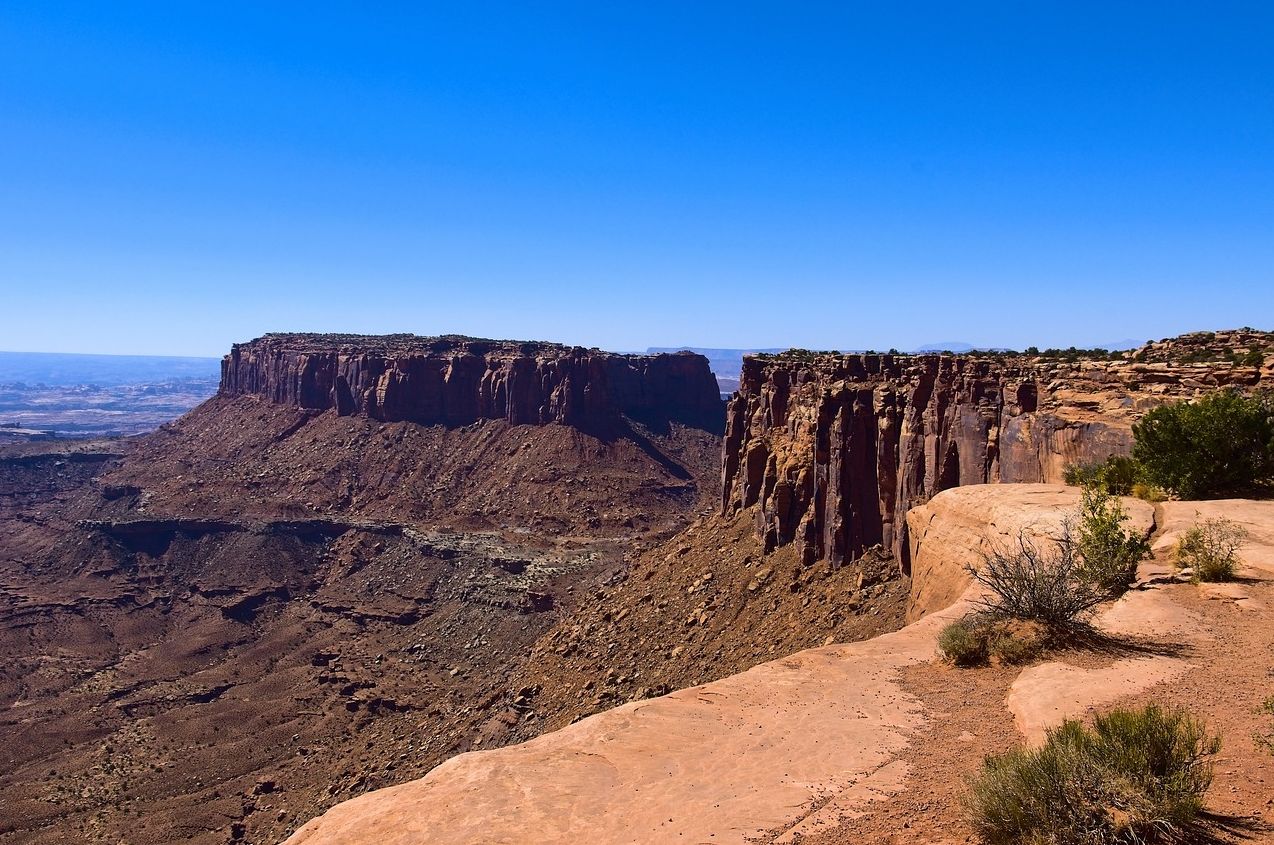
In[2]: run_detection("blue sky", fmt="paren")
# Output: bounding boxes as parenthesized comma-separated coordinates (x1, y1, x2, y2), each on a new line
(2, 3, 1271, 356)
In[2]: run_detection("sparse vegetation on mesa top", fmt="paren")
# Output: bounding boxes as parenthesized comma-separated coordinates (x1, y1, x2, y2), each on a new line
(937, 615, 1049, 667)
(966, 488, 1147, 628)
(1063, 455, 1140, 496)
(966, 529, 1106, 626)
(1133, 390, 1274, 499)
(1258, 697, 1274, 756)
(966, 704, 1220, 845)
(1174, 517, 1248, 583)
(943, 487, 1148, 668)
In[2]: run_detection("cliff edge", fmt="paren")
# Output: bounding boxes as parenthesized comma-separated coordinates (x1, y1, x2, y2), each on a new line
(722, 328, 1271, 569)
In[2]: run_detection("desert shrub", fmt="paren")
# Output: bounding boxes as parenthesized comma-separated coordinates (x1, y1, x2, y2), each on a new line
(1073, 486, 1151, 597)
(966, 704, 1220, 845)
(1064, 455, 1140, 496)
(967, 529, 1105, 626)
(1174, 517, 1248, 582)
(986, 619, 1050, 665)
(939, 615, 1049, 667)
(938, 617, 987, 666)
(1257, 697, 1274, 755)
(1133, 390, 1274, 499)
(1064, 461, 1105, 490)
(1131, 482, 1168, 503)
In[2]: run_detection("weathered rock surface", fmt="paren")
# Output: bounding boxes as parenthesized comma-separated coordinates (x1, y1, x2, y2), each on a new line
(221, 333, 724, 431)
(722, 329, 1270, 568)
(1153, 499, 1274, 576)
(905, 485, 1154, 622)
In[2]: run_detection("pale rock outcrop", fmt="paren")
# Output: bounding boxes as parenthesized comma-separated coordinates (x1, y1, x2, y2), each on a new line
(904, 484, 1154, 622)
(1153, 499, 1274, 576)
(1005, 499, 1274, 745)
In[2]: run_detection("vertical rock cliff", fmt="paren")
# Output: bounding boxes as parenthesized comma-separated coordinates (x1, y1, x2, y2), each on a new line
(220, 334, 724, 432)
(722, 331, 1271, 570)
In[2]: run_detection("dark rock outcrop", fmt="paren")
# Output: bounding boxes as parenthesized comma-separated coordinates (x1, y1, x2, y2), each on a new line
(722, 330, 1272, 570)
(220, 334, 723, 432)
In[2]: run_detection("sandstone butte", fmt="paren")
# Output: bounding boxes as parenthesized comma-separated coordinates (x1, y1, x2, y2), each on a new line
(285, 486, 1274, 845)
(220, 333, 724, 431)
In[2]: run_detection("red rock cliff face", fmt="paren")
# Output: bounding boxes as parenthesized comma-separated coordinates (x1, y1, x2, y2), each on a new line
(722, 334, 1271, 570)
(220, 334, 724, 431)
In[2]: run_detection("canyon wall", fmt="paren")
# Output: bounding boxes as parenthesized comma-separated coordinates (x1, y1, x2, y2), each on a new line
(722, 330, 1271, 570)
(220, 334, 723, 431)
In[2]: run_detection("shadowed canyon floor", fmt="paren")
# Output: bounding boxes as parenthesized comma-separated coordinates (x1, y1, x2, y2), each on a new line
(286, 487, 1274, 845)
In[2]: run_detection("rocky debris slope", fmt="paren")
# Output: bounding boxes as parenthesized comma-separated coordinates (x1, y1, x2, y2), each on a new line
(501, 510, 908, 734)
(221, 333, 724, 431)
(722, 328, 1271, 569)
(0, 503, 609, 845)
(99, 392, 722, 540)
(285, 486, 1274, 845)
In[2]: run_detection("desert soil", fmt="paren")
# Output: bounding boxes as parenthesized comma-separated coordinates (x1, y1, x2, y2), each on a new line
(783, 506, 1274, 845)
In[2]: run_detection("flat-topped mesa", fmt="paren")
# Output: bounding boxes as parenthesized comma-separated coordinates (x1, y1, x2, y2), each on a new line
(219, 333, 724, 431)
(722, 332, 1272, 570)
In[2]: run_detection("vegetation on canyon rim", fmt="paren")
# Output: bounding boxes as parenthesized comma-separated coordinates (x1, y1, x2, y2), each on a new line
(966, 704, 1220, 845)
(1066, 389, 1274, 502)
(1133, 390, 1274, 500)
(1173, 517, 1249, 583)
(1258, 697, 1274, 756)
(940, 488, 1148, 667)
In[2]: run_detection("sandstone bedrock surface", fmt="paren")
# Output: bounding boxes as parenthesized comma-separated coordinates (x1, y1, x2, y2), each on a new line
(220, 333, 724, 432)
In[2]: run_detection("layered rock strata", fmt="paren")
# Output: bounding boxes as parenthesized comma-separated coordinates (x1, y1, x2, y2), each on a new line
(722, 331, 1271, 569)
(220, 334, 723, 431)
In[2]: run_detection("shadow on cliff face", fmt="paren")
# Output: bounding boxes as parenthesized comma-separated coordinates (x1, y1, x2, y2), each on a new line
(621, 399, 727, 439)
(575, 410, 727, 483)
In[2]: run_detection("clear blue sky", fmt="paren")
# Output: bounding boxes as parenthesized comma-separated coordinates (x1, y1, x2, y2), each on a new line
(2, 3, 1271, 356)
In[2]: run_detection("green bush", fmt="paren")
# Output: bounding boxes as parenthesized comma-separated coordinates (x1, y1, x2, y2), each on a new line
(967, 530, 1106, 626)
(1130, 481, 1168, 503)
(939, 615, 1049, 668)
(1073, 486, 1151, 596)
(1257, 697, 1274, 755)
(1064, 455, 1140, 496)
(1133, 390, 1274, 499)
(1174, 517, 1248, 582)
(938, 617, 987, 666)
(986, 620, 1049, 666)
(966, 704, 1220, 845)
